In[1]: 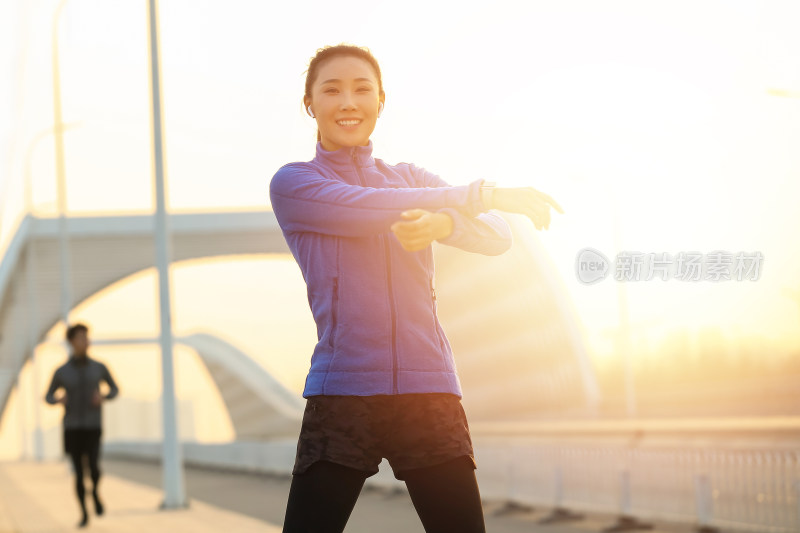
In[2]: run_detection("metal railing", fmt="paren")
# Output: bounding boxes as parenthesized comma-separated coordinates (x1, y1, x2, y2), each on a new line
(474, 442, 800, 532)
(98, 434, 800, 532)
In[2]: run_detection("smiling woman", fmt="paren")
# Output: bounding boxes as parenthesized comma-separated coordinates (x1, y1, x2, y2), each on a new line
(269, 43, 566, 533)
(303, 47, 385, 150)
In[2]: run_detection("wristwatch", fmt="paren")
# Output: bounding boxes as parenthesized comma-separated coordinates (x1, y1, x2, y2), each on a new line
(480, 180, 496, 210)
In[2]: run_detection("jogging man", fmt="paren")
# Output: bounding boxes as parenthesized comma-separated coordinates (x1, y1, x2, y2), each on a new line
(45, 322, 119, 528)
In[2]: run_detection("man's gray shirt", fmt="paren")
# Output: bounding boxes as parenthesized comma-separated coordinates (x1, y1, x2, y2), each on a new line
(45, 355, 119, 429)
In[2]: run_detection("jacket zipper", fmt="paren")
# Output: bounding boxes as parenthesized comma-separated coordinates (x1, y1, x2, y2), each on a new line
(352, 148, 399, 394)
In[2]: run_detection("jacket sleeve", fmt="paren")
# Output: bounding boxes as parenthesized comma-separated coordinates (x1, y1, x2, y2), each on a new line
(44, 370, 62, 405)
(101, 364, 119, 400)
(413, 165, 512, 256)
(269, 163, 488, 237)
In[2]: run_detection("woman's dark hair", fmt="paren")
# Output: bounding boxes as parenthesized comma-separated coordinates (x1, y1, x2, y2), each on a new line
(66, 322, 89, 341)
(304, 44, 384, 142)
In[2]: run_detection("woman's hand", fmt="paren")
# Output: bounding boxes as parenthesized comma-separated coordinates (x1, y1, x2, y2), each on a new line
(91, 391, 103, 407)
(390, 209, 453, 252)
(492, 187, 564, 230)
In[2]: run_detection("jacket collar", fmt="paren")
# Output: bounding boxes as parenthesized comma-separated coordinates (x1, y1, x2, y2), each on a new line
(69, 354, 90, 366)
(314, 140, 376, 170)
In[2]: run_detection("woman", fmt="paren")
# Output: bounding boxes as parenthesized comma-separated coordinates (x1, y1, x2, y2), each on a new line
(270, 44, 563, 533)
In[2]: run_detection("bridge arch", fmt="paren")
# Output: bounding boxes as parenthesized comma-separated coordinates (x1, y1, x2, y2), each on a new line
(1, 210, 598, 427)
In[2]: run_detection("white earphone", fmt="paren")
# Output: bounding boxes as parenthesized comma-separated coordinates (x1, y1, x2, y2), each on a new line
(378, 102, 384, 116)
(307, 105, 315, 118)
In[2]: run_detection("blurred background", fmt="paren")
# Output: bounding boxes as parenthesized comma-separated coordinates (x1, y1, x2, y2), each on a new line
(1, 0, 799, 454)
(0, 1, 798, 529)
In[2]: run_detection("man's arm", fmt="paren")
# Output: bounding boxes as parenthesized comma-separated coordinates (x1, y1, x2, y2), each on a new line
(44, 370, 62, 405)
(101, 364, 119, 400)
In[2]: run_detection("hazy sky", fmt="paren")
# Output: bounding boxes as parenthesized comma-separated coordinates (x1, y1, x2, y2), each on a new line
(2, 0, 799, 357)
(1, 0, 800, 457)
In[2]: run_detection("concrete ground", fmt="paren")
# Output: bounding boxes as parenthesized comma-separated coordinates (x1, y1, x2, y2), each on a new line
(0, 457, 694, 532)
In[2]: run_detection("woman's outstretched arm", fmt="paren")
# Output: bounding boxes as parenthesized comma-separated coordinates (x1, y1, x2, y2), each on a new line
(434, 208, 512, 256)
(404, 164, 513, 255)
(269, 163, 487, 237)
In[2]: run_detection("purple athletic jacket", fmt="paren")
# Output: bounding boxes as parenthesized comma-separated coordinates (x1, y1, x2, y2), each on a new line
(269, 140, 512, 398)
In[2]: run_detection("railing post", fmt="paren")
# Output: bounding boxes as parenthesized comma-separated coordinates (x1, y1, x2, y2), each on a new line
(794, 479, 800, 532)
(693, 473, 719, 533)
(602, 465, 653, 532)
(539, 453, 584, 525)
(493, 443, 534, 516)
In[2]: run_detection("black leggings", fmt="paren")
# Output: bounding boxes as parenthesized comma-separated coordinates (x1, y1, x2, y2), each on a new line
(282, 455, 486, 533)
(68, 444, 101, 512)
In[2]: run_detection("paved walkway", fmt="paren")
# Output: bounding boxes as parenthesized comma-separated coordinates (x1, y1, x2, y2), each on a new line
(0, 458, 690, 533)
(0, 460, 280, 532)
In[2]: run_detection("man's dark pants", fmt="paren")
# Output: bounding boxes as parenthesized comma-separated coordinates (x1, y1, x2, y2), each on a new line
(64, 428, 102, 513)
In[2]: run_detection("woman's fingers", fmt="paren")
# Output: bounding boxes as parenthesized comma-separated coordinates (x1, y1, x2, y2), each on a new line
(392, 224, 432, 241)
(534, 200, 550, 227)
(527, 190, 556, 229)
(541, 205, 551, 229)
(398, 237, 429, 252)
(524, 207, 543, 230)
(392, 215, 430, 234)
(494, 187, 563, 228)
(527, 203, 553, 230)
(400, 208, 428, 220)
(532, 190, 564, 214)
(392, 219, 436, 250)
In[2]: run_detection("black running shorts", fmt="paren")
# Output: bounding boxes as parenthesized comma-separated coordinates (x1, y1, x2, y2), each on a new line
(63, 427, 101, 456)
(292, 392, 477, 481)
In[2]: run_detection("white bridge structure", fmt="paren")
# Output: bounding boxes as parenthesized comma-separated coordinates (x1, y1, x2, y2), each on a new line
(0, 209, 598, 434)
(2, 211, 798, 532)
(82, 332, 307, 440)
(0, 211, 288, 421)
